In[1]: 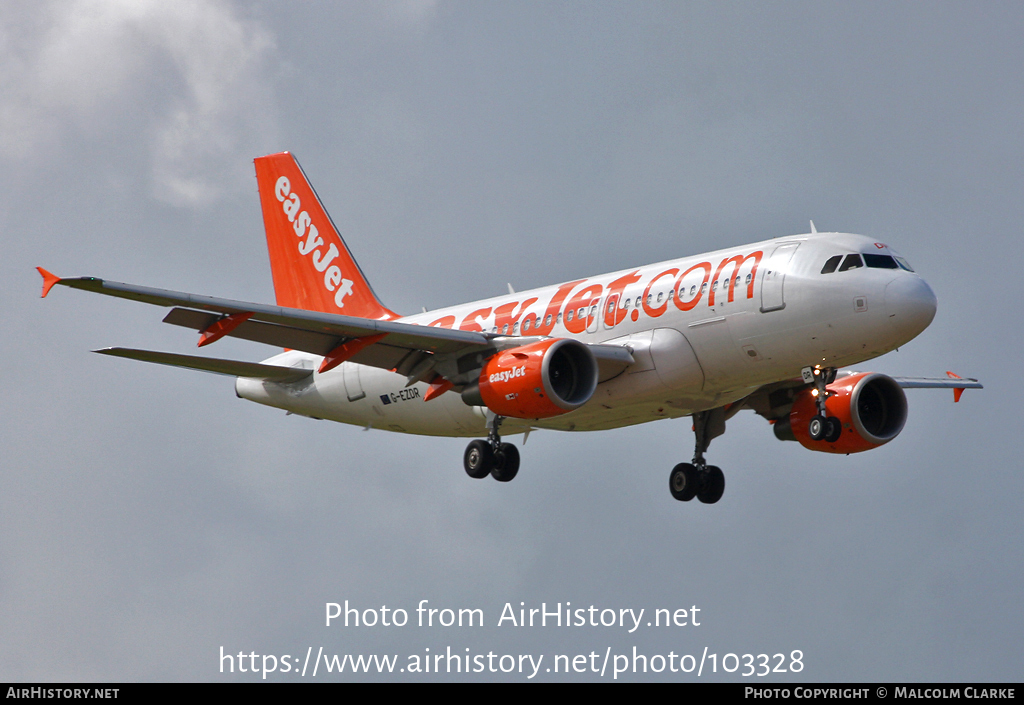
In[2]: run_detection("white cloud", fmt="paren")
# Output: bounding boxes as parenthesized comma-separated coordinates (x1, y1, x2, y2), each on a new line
(0, 0, 277, 206)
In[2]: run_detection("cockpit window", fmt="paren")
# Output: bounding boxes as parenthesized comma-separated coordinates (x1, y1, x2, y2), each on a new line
(864, 254, 900, 269)
(820, 255, 842, 274)
(887, 247, 916, 272)
(838, 254, 863, 272)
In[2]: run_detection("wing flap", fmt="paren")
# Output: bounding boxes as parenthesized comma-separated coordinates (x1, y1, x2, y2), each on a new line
(94, 347, 313, 382)
(163, 308, 340, 356)
(160, 307, 454, 372)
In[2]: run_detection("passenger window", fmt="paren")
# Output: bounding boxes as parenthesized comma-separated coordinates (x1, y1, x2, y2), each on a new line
(864, 254, 899, 269)
(821, 255, 843, 274)
(745, 273, 752, 284)
(838, 254, 863, 272)
(565, 310, 574, 322)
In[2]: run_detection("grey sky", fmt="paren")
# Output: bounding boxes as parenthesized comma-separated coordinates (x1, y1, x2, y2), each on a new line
(1, 1, 1021, 681)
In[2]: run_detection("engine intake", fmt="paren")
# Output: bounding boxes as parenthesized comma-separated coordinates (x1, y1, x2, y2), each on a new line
(462, 338, 598, 419)
(787, 372, 908, 453)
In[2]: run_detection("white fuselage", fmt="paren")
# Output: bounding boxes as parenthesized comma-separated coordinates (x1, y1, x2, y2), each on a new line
(235, 232, 936, 437)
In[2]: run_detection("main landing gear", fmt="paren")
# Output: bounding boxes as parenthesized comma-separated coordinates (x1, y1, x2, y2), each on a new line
(463, 414, 520, 482)
(803, 366, 841, 443)
(669, 409, 726, 505)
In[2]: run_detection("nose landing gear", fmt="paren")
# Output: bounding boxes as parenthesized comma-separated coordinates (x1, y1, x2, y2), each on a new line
(463, 414, 520, 482)
(669, 409, 726, 504)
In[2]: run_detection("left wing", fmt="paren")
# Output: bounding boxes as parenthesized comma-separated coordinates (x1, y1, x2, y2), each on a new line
(38, 269, 634, 385)
(40, 269, 494, 382)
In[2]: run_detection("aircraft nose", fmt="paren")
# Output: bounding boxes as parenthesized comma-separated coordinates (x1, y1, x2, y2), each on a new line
(884, 275, 937, 342)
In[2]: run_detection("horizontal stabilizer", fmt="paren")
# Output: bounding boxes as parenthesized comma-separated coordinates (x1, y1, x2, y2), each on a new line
(94, 348, 313, 382)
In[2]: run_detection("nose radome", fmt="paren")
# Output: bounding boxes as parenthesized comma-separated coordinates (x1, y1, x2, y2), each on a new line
(884, 276, 937, 342)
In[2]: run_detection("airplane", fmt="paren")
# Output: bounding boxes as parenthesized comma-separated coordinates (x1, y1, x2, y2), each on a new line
(37, 151, 982, 505)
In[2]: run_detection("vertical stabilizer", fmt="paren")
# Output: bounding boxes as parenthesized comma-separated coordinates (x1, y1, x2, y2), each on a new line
(254, 152, 399, 320)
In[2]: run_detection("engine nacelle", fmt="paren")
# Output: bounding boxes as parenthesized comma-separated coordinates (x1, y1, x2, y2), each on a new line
(462, 338, 598, 419)
(783, 372, 908, 454)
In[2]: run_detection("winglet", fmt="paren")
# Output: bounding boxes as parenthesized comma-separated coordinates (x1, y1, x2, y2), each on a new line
(946, 371, 965, 402)
(37, 267, 61, 298)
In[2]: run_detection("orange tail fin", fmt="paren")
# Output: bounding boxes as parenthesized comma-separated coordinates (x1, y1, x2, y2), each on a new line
(254, 152, 399, 320)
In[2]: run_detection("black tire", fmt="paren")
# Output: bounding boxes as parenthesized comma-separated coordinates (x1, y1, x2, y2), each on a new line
(808, 416, 826, 441)
(464, 439, 494, 479)
(824, 416, 842, 443)
(669, 463, 698, 502)
(491, 443, 520, 482)
(697, 466, 725, 504)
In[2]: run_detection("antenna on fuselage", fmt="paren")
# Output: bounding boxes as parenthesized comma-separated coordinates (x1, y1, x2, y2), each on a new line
(810, 220, 818, 234)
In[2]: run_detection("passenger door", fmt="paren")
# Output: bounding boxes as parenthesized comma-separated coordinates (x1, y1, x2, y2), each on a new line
(760, 243, 801, 312)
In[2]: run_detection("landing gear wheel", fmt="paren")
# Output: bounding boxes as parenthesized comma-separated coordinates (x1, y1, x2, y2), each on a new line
(464, 439, 494, 479)
(669, 463, 699, 502)
(491, 443, 520, 482)
(823, 416, 842, 443)
(808, 416, 826, 441)
(696, 466, 725, 504)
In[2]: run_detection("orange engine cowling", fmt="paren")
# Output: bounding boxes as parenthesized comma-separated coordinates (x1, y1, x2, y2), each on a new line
(785, 372, 908, 453)
(463, 339, 599, 419)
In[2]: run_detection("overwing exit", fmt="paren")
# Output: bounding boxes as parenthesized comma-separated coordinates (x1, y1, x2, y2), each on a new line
(38, 152, 981, 505)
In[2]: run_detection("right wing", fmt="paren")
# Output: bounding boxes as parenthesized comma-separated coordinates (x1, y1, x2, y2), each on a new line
(891, 373, 983, 402)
